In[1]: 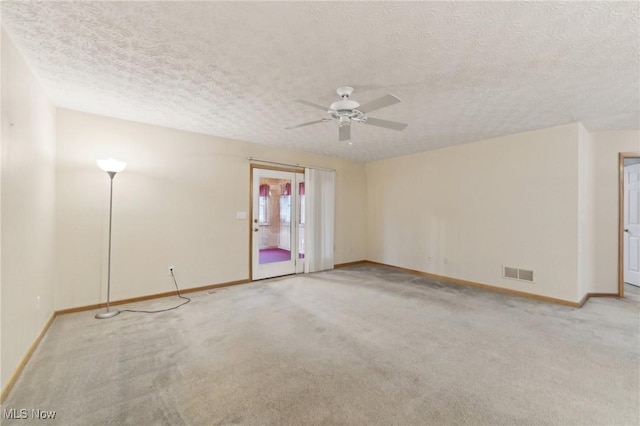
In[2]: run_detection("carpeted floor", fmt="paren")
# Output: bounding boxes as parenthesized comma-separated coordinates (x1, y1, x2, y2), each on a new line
(2, 264, 639, 425)
(259, 248, 291, 264)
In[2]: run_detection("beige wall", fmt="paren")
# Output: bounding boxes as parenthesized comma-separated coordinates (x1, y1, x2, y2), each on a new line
(577, 123, 593, 301)
(366, 124, 639, 302)
(589, 130, 640, 293)
(55, 109, 367, 310)
(1, 30, 57, 392)
(366, 123, 582, 302)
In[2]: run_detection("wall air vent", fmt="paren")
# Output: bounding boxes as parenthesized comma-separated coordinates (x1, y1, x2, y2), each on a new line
(504, 267, 519, 280)
(503, 266, 534, 283)
(518, 269, 534, 282)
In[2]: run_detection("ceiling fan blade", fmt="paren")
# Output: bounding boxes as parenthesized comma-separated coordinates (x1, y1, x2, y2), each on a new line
(295, 99, 331, 111)
(357, 94, 401, 114)
(363, 117, 408, 131)
(285, 119, 331, 130)
(339, 124, 351, 142)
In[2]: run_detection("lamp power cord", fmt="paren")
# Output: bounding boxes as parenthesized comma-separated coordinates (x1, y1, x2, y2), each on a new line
(121, 269, 191, 314)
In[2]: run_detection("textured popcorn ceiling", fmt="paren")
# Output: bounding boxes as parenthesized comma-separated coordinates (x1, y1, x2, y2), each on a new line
(2, 1, 639, 162)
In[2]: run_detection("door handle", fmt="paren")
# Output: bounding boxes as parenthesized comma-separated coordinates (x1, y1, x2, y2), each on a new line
(254, 228, 259, 232)
(625, 229, 630, 233)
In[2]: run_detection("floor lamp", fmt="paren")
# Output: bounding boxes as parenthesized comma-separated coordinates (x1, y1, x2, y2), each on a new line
(95, 158, 127, 319)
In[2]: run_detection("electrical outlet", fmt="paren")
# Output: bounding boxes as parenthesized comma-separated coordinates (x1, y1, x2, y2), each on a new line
(168, 266, 175, 275)
(36, 296, 40, 311)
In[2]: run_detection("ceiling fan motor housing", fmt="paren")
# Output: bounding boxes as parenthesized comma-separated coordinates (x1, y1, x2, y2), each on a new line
(329, 98, 360, 112)
(330, 87, 365, 125)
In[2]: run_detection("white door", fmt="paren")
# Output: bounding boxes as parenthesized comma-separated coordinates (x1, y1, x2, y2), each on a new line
(624, 163, 640, 287)
(252, 168, 304, 280)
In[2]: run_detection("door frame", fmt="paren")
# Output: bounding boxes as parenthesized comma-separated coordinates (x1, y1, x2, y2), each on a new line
(249, 163, 304, 281)
(618, 152, 640, 297)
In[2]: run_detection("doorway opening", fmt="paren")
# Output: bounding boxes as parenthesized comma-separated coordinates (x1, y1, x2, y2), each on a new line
(619, 152, 640, 297)
(250, 165, 304, 281)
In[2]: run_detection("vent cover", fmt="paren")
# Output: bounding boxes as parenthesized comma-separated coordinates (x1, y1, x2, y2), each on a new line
(503, 266, 534, 283)
(504, 267, 519, 280)
(518, 269, 534, 282)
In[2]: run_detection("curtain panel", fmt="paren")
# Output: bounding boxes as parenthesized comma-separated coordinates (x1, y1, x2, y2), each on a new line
(304, 168, 335, 273)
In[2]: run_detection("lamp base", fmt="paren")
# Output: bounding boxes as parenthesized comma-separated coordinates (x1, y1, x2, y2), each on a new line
(95, 309, 120, 319)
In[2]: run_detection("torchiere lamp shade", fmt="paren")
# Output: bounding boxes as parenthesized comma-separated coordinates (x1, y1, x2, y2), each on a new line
(97, 158, 127, 173)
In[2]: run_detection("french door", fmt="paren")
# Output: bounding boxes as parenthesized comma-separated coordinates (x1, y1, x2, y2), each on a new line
(251, 168, 305, 280)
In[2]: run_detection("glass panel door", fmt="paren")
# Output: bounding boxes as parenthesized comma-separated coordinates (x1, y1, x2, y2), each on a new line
(252, 168, 301, 280)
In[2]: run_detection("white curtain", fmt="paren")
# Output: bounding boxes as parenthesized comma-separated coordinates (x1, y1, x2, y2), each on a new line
(304, 168, 335, 273)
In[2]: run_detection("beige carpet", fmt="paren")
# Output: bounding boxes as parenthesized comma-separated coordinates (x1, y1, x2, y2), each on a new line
(2, 264, 639, 425)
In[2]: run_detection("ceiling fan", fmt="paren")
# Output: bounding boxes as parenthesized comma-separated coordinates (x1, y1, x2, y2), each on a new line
(286, 86, 408, 143)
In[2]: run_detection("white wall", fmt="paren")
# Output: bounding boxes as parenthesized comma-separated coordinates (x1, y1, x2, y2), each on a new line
(589, 130, 640, 293)
(1, 29, 56, 392)
(366, 123, 581, 303)
(55, 109, 367, 310)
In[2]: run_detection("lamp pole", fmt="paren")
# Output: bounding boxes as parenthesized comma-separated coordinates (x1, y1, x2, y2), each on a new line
(95, 159, 126, 319)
